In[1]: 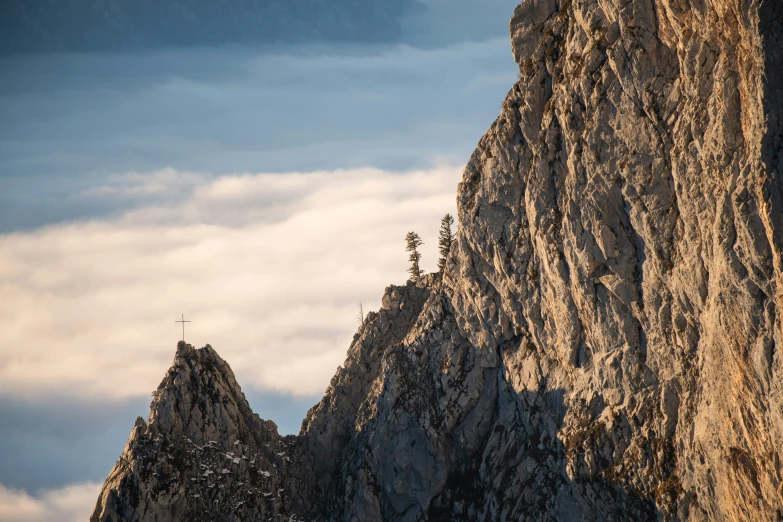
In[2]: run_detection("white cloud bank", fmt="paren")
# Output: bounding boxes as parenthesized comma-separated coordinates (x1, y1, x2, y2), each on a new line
(0, 482, 101, 522)
(0, 166, 461, 399)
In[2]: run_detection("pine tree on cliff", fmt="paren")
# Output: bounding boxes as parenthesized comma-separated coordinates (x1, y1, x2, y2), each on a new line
(437, 213, 455, 273)
(406, 231, 424, 282)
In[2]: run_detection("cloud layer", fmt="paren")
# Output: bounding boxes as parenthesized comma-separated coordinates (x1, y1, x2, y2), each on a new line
(0, 4, 520, 518)
(0, 37, 514, 231)
(0, 166, 460, 400)
(0, 482, 101, 522)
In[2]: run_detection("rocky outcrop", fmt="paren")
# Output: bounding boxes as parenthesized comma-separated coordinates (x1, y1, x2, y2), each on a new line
(91, 342, 318, 522)
(94, 0, 782, 520)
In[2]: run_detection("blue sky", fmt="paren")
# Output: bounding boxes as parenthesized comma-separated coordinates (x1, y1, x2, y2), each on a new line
(0, 1, 520, 519)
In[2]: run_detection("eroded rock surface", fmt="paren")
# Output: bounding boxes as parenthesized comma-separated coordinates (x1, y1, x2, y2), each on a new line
(94, 0, 782, 520)
(91, 343, 318, 522)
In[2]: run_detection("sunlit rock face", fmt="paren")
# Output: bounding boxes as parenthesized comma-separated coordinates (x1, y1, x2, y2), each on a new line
(93, 0, 782, 520)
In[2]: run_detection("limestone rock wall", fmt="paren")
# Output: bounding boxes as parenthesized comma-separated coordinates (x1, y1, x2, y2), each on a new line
(92, 1, 782, 520)
(301, 0, 782, 519)
(449, 0, 783, 519)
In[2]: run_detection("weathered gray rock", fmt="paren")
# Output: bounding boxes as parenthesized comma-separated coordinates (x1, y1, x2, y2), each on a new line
(93, 0, 782, 520)
(91, 342, 319, 522)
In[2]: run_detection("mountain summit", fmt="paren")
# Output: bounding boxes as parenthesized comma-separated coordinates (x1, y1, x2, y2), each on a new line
(93, 0, 782, 520)
(91, 342, 318, 521)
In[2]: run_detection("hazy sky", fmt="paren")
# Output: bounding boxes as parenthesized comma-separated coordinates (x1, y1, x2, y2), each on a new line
(0, 1, 519, 519)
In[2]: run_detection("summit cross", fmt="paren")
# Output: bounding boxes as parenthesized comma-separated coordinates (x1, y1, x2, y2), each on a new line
(175, 314, 191, 342)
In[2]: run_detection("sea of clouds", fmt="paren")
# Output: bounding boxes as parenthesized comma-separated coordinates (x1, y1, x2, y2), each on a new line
(0, 0, 520, 518)
(0, 482, 101, 522)
(0, 165, 461, 400)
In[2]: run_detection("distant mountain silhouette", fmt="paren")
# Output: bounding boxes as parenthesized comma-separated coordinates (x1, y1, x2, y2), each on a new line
(0, 0, 419, 54)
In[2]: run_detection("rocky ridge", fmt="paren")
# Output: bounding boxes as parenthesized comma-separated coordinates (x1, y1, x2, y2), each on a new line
(93, 0, 782, 520)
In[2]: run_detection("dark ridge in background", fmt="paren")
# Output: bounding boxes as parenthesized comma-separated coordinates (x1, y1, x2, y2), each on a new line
(0, 0, 421, 54)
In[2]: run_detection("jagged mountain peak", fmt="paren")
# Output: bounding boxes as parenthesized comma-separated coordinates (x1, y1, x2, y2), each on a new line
(147, 342, 279, 449)
(91, 343, 318, 522)
(93, 0, 782, 520)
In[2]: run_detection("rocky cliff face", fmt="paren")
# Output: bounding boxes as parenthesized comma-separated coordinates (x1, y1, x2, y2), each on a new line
(93, 0, 782, 520)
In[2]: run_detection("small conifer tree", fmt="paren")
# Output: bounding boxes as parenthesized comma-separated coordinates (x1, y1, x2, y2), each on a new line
(437, 213, 455, 273)
(406, 231, 424, 281)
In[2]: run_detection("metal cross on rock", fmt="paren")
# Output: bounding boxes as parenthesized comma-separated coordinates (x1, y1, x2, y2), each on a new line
(175, 314, 191, 342)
